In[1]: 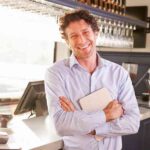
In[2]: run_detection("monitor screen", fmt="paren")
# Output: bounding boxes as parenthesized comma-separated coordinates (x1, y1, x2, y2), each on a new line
(14, 80, 48, 116)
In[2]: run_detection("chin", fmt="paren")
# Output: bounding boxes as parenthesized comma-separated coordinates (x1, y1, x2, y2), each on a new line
(80, 53, 94, 59)
(85, 49, 95, 56)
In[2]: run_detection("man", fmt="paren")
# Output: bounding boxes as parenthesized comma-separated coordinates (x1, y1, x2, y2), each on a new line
(45, 9, 140, 150)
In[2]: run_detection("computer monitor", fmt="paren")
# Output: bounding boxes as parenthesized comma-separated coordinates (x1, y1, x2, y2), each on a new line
(14, 80, 48, 116)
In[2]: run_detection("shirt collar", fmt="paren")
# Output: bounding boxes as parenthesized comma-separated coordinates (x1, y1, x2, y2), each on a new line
(97, 53, 108, 68)
(69, 54, 80, 68)
(69, 53, 108, 69)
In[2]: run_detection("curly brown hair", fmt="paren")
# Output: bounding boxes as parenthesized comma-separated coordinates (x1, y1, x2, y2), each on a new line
(59, 9, 99, 40)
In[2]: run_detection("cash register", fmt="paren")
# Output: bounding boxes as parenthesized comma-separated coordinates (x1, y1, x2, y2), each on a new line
(14, 80, 48, 117)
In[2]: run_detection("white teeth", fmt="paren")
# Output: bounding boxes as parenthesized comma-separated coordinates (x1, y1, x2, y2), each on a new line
(82, 46, 87, 49)
(80, 44, 89, 49)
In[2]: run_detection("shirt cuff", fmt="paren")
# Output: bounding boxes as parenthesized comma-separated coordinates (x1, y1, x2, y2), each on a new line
(86, 110, 107, 125)
(95, 122, 111, 136)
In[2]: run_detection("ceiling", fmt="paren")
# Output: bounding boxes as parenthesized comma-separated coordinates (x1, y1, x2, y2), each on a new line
(0, 0, 71, 17)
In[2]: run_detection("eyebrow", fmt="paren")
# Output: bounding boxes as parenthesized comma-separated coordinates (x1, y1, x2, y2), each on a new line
(69, 27, 91, 37)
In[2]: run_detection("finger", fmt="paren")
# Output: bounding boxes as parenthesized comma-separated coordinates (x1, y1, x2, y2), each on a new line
(60, 99, 75, 112)
(64, 100, 76, 112)
(60, 98, 72, 109)
(60, 102, 72, 112)
(60, 100, 69, 111)
(60, 100, 72, 112)
(60, 103, 69, 112)
(60, 97, 76, 112)
(61, 100, 75, 112)
(59, 97, 70, 108)
(117, 105, 124, 116)
(60, 96, 71, 105)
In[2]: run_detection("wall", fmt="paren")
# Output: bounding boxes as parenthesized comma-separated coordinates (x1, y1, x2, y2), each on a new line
(127, 0, 150, 49)
(99, 51, 150, 96)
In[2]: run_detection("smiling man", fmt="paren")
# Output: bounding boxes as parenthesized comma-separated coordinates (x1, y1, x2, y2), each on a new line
(45, 9, 140, 150)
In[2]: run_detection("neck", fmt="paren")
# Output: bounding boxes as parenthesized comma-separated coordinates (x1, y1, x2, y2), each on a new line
(77, 52, 97, 74)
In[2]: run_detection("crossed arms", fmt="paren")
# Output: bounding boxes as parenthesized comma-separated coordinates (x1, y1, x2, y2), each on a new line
(45, 69, 140, 138)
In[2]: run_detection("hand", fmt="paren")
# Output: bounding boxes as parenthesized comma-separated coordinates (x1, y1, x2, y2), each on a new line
(88, 130, 96, 135)
(59, 96, 76, 112)
(88, 130, 104, 141)
(103, 100, 124, 122)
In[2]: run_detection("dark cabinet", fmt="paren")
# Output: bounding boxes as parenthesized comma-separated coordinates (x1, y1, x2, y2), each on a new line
(126, 6, 148, 48)
(122, 118, 150, 150)
(140, 118, 150, 149)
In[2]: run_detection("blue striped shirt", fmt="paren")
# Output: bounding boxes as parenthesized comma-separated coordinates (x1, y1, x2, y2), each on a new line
(45, 53, 140, 150)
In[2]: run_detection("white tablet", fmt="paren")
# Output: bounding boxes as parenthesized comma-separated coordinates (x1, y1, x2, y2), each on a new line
(79, 88, 112, 112)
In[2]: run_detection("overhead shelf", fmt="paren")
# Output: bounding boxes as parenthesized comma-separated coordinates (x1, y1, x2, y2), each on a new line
(45, 0, 147, 28)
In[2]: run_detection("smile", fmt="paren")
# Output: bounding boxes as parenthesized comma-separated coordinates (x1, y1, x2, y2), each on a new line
(78, 43, 90, 50)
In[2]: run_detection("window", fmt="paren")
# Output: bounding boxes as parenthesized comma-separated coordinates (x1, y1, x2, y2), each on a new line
(0, 5, 61, 99)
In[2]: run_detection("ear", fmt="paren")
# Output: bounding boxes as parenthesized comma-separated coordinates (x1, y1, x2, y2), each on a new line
(68, 44, 71, 50)
(65, 40, 70, 48)
(65, 41, 72, 51)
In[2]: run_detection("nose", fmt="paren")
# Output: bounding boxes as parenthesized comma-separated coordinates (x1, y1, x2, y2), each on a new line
(77, 33, 86, 44)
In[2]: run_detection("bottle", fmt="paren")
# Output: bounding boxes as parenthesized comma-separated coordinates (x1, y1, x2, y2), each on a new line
(86, 0, 92, 6)
(106, 0, 110, 12)
(115, 0, 119, 14)
(111, 0, 115, 13)
(102, 0, 106, 11)
(99, 0, 103, 9)
(95, 0, 99, 8)
(76, 0, 86, 3)
(91, 0, 99, 7)
(118, 0, 122, 15)
(122, 0, 126, 15)
(108, 0, 113, 13)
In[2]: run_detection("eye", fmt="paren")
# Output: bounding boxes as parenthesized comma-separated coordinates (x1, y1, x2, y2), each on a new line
(70, 34, 78, 39)
(83, 30, 90, 35)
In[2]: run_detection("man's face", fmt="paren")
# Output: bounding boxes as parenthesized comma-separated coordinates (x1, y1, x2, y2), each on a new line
(65, 19, 98, 59)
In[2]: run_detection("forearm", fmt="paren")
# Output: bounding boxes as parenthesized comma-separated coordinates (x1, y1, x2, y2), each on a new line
(46, 87, 106, 136)
(53, 108, 106, 136)
(95, 104, 140, 137)
(95, 70, 140, 137)
(45, 70, 106, 136)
